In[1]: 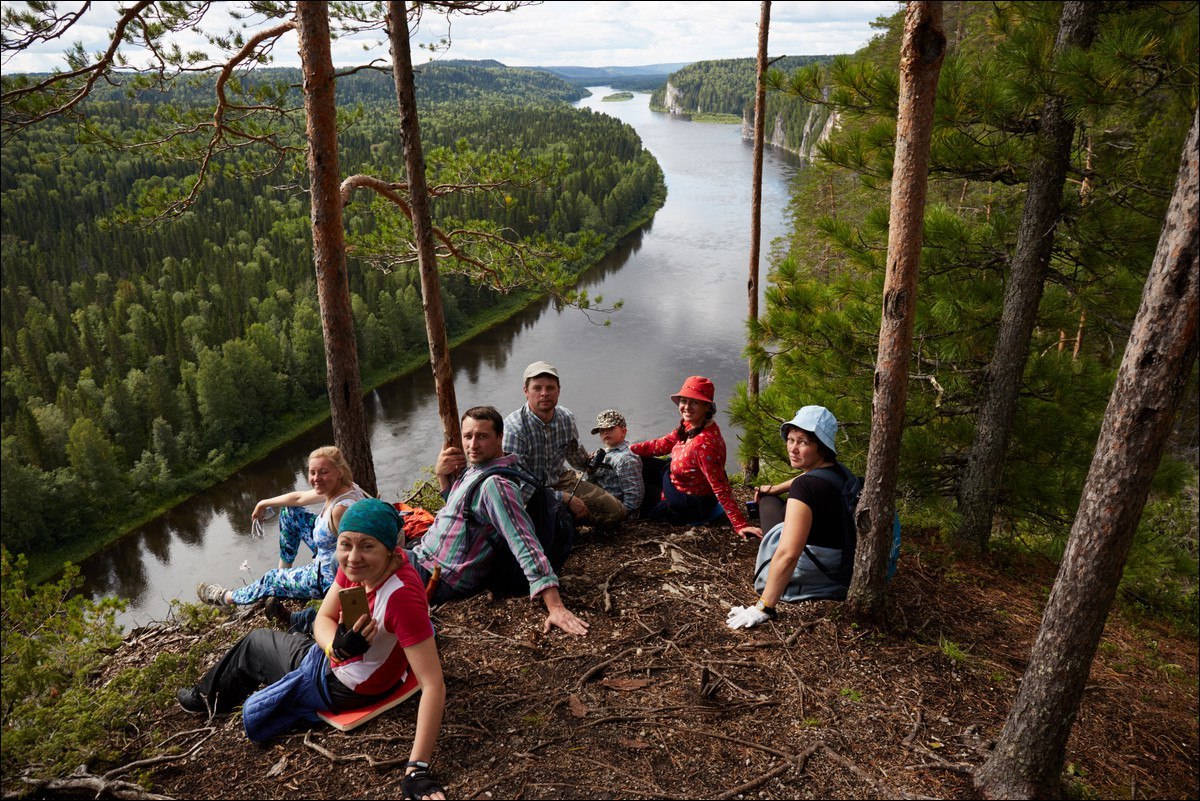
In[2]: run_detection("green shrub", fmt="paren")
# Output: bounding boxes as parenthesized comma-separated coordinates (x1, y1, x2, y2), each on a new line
(1119, 479, 1199, 632)
(0, 549, 207, 778)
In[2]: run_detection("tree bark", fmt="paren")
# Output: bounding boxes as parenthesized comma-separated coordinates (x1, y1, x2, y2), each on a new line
(744, 0, 770, 480)
(296, 1, 377, 496)
(845, 1, 945, 623)
(975, 110, 1199, 801)
(387, 0, 460, 448)
(955, 1, 1099, 551)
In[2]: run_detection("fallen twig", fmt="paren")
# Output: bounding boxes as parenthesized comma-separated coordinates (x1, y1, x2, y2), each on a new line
(821, 744, 934, 801)
(303, 731, 408, 769)
(103, 727, 217, 780)
(716, 744, 819, 800)
(902, 707, 923, 747)
(904, 761, 975, 776)
(6, 765, 175, 800)
(785, 618, 824, 647)
(575, 644, 666, 691)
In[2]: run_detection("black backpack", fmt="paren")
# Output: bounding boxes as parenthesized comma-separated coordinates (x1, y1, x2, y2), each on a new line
(804, 464, 901, 585)
(460, 466, 576, 598)
(803, 465, 862, 587)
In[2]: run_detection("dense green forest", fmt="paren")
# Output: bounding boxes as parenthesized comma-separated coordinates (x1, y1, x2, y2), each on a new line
(650, 55, 835, 153)
(732, 2, 1198, 617)
(0, 63, 664, 567)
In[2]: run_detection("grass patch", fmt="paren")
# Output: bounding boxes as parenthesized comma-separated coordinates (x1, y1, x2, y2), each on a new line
(939, 635, 971, 665)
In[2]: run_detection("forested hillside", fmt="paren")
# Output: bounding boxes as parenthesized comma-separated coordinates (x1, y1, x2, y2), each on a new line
(0, 64, 664, 569)
(734, 2, 1198, 617)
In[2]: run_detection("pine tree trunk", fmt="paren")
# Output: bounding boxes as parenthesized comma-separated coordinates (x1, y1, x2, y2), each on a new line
(296, 1, 377, 497)
(955, 1, 1099, 551)
(387, 0, 460, 448)
(975, 110, 1199, 801)
(744, 0, 770, 481)
(846, 1, 945, 622)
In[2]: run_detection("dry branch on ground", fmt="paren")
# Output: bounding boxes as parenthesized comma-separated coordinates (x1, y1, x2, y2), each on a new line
(27, 491, 1199, 800)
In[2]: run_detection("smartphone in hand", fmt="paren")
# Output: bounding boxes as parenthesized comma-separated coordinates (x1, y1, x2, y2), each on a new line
(338, 585, 369, 628)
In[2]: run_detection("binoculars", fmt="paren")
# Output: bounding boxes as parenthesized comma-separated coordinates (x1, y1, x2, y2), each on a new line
(586, 449, 607, 473)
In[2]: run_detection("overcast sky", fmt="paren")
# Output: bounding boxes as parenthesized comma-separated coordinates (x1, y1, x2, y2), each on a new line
(1, 1, 901, 73)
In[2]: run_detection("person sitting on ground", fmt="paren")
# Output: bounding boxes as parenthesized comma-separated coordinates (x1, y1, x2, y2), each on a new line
(502, 360, 627, 526)
(178, 499, 447, 800)
(409, 405, 590, 637)
(197, 446, 366, 609)
(727, 405, 847, 629)
(587, 409, 644, 521)
(631, 376, 759, 540)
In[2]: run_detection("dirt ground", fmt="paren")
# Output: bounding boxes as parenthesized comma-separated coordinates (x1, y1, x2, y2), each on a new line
(38, 495, 1200, 799)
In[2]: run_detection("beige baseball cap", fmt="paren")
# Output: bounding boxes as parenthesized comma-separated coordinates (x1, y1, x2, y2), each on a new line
(522, 360, 560, 381)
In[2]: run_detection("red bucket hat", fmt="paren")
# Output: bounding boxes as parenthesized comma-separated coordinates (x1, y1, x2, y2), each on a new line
(671, 376, 715, 405)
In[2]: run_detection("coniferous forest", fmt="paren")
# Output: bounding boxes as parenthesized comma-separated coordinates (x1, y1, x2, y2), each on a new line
(0, 63, 665, 566)
(1, 3, 1198, 799)
(732, 1, 1198, 617)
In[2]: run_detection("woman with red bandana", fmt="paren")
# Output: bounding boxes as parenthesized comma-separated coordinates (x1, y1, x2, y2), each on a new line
(631, 376, 761, 540)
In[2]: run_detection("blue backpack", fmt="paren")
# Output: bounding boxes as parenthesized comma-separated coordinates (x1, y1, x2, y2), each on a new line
(753, 464, 901, 601)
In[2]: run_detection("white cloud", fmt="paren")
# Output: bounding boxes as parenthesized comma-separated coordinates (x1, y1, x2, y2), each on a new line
(0, 0, 900, 73)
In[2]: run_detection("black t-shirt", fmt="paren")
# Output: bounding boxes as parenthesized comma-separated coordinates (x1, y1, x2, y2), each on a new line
(786, 470, 845, 550)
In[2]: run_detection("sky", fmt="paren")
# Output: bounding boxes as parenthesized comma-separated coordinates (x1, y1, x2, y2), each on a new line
(1, 1, 901, 74)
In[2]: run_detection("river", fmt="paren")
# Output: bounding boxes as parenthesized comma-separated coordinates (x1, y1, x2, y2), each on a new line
(77, 87, 802, 629)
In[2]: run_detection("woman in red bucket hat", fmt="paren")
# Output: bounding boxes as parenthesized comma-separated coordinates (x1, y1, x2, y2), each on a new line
(630, 376, 760, 540)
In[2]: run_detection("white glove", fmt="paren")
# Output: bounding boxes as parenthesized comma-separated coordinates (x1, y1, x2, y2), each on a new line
(726, 604, 772, 629)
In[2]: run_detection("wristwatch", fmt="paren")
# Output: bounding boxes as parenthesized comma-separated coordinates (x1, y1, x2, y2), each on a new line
(755, 599, 778, 619)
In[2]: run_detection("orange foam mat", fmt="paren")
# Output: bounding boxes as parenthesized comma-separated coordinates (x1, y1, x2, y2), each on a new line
(317, 670, 422, 731)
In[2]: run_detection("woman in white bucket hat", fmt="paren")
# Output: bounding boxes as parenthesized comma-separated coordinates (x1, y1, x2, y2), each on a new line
(727, 405, 849, 629)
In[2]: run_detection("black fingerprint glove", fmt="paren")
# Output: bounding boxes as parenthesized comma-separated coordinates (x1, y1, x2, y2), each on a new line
(331, 623, 370, 660)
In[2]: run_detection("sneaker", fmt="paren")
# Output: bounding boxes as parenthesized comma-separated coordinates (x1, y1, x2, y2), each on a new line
(176, 687, 208, 714)
(196, 582, 232, 608)
(263, 596, 291, 628)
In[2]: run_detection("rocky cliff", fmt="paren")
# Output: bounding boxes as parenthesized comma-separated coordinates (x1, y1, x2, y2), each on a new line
(741, 102, 837, 164)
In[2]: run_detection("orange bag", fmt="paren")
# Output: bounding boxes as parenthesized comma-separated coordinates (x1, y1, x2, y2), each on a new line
(395, 501, 435, 543)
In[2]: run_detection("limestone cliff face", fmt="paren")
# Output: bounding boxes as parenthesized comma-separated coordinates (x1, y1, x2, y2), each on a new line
(663, 81, 687, 116)
(740, 103, 838, 163)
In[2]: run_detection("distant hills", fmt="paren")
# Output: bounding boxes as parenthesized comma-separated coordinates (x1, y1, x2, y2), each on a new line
(527, 63, 692, 79)
(417, 59, 686, 92)
(528, 63, 691, 92)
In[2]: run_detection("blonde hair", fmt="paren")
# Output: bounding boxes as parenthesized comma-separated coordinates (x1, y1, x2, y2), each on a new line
(308, 446, 353, 489)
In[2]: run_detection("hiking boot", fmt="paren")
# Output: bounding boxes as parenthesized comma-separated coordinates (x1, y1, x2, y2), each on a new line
(196, 582, 232, 608)
(263, 596, 291, 628)
(176, 687, 208, 714)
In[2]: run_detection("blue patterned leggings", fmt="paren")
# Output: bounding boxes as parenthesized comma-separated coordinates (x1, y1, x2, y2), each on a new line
(230, 507, 330, 604)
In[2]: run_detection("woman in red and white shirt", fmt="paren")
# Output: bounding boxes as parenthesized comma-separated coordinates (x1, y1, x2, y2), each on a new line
(631, 376, 760, 540)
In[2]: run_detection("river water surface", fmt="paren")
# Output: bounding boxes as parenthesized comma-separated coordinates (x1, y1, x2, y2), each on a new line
(77, 88, 801, 629)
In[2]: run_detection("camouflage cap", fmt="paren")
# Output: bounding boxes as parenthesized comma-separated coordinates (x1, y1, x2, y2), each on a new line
(590, 409, 627, 434)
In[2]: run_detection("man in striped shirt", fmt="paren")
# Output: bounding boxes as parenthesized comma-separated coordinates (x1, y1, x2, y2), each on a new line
(503, 361, 628, 526)
(408, 405, 590, 637)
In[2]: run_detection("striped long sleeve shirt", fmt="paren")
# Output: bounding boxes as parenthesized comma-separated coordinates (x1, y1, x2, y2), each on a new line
(410, 454, 558, 598)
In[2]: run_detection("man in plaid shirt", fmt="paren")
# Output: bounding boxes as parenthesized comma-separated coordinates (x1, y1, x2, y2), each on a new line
(503, 361, 627, 526)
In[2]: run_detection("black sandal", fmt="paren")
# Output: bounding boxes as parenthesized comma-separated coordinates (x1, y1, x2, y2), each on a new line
(401, 761, 443, 800)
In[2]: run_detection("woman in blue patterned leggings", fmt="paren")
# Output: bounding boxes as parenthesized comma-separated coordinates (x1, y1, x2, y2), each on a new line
(197, 446, 366, 608)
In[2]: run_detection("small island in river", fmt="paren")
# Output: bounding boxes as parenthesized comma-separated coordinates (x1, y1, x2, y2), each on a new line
(602, 91, 635, 102)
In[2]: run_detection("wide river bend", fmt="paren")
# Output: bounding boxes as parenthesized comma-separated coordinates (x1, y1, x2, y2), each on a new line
(78, 87, 802, 629)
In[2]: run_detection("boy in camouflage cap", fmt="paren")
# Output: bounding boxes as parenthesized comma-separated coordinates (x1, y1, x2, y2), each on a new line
(588, 409, 643, 520)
